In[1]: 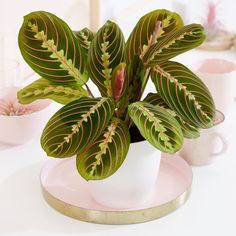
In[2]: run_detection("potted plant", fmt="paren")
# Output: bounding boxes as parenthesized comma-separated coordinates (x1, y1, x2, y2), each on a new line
(199, 1, 235, 50)
(17, 9, 216, 208)
(0, 87, 52, 145)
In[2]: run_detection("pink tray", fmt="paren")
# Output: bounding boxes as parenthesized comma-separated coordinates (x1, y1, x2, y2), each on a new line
(41, 154, 192, 224)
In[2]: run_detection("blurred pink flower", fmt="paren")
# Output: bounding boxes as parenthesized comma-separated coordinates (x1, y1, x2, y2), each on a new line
(0, 100, 38, 116)
(0, 88, 40, 116)
(207, 1, 217, 29)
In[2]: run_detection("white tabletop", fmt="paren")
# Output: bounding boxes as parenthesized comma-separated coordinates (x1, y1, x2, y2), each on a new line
(0, 50, 236, 236)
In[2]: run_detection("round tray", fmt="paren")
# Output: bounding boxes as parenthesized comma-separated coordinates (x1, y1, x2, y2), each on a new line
(41, 154, 192, 224)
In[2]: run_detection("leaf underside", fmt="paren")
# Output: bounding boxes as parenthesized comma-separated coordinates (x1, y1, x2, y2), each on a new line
(18, 78, 88, 105)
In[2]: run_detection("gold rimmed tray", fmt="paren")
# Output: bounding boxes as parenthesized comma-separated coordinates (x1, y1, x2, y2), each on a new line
(40, 154, 192, 224)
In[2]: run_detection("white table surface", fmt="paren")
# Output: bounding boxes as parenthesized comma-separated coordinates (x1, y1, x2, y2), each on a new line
(0, 49, 236, 236)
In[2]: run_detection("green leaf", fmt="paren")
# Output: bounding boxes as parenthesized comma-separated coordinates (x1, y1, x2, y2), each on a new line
(41, 97, 115, 158)
(17, 78, 88, 105)
(77, 117, 130, 180)
(143, 92, 168, 107)
(125, 9, 184, 63)
(125, 55, 145, 103)
(74, 28, 94, 56)
(151, 61, 216, 129)
(18, 11, 87, 85)
(88, 20, 125, 97)
(73, 28, 94, 82)
(143, 24, 206, 67)
(143, 93, 200, 139)
(176, 115, 200, 139)
(128, 101, 183, 153)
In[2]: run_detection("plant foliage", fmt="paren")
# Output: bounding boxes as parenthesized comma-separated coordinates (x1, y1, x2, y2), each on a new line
(18, 10, 216, 180)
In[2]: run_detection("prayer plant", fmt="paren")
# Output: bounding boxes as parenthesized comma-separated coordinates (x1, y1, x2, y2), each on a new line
(18, 10, 216, 180)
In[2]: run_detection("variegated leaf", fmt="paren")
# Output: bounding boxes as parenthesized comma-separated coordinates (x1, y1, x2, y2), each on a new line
(17, 78, 88, 105)
(176, 116, 200, 139)
(88, 20, 125, 96)
(125, 55, 145, 103)
(143, 92, 167, 107)
(151, 61, 216, 129)
(143, 24, 206, 67)
(41, 97, 115, 158)
(144, 93, 200, 139)
(18, 11, 87, 85)
(74, 28, 94, 56)
(125, 9, 184, 63)
(128, 101, 183, 153)
(77, 117, 130, 180)
(73, 28, 94, 80)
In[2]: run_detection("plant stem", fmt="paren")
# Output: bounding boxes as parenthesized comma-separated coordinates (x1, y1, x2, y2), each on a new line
(85, 84, 95, 98)
(124, 112, 131, 127)
(140, 68, 151, 95)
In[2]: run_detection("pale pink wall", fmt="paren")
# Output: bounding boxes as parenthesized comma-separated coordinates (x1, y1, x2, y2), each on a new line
(100, 0, 173, 38)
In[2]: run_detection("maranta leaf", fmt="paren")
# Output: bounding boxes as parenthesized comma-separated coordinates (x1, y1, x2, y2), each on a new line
(77, 117, 130, 180)
(41, 97, 115, 158)
(17, 78, 88, 105)
(128, 101, 183, 153)
(88, 21, 125, 97)
(18, 11, 87, 85)
(151, 61, 216, 128)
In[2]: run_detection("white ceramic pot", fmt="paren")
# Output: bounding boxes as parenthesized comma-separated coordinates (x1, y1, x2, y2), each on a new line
(0, 87, 52, 145)
(88, 140, 161, 209)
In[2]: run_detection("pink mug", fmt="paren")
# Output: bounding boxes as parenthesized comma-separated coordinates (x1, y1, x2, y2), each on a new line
(179, 128, 227, 166)
(192, 58, 236, 115)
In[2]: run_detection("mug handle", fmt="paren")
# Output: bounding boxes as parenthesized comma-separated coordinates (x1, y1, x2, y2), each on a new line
(210, 133, 228, 156)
